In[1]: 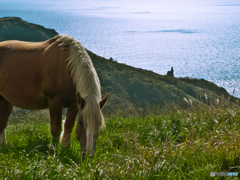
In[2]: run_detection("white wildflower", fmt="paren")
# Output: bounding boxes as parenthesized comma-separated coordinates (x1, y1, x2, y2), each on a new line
(205, 93, 208, 101)
(188, 99, 192, 106)
(183, 97, 189, 104)
(216, 98, 219, 105)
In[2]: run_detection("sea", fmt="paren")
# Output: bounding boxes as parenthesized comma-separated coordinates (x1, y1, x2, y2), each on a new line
(0, 0, 240, 97)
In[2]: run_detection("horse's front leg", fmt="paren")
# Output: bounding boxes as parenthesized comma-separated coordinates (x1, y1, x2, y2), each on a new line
(48, 98, 63, 143)
(60, 105, 78, 147)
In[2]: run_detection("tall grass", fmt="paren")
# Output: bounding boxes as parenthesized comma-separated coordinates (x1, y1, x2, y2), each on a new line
(0, 105, 240, 179)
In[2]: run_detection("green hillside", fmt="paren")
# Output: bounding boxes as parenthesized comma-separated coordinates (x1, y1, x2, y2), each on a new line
(89, 52, 239, 114)
(0, 17, 239, 118)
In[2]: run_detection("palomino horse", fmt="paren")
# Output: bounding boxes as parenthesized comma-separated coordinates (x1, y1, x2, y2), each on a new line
(0, 35, 108, 154)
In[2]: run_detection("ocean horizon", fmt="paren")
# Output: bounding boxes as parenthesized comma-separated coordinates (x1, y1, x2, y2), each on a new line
(0, 0, 240, 97)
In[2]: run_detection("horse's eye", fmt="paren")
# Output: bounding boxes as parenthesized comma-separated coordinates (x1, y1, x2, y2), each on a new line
(79, 121, 83, 125)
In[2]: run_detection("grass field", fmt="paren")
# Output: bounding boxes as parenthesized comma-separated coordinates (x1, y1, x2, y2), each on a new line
(0, 105, 240, 179)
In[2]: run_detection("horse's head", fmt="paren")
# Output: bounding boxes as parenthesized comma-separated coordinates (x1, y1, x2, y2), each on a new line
(75, 93, 108, 155)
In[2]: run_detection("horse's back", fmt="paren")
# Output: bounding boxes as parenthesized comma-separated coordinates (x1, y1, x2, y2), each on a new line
(0, 36, 59, 56)
(0, 37, 59, 66)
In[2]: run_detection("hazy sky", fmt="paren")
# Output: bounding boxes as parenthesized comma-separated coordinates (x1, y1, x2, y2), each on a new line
(1, 0, 235, 18)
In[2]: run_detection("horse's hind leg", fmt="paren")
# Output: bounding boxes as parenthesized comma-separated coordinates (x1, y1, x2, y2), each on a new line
(0, 96, 13, 146)
(60, 105, 78, 147)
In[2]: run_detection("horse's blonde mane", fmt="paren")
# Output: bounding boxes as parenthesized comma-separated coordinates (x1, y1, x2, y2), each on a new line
(57, 35, 104, 133)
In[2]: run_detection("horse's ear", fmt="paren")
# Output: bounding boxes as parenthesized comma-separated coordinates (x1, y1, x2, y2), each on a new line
(77, 93, 85, 110)
(99, 93, 109, 109)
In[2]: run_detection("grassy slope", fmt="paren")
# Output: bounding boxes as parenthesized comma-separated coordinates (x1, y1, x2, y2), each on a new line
(0, 105, 239, 179)
(0, 17, 239, 117)
(89, 52, 240, 114)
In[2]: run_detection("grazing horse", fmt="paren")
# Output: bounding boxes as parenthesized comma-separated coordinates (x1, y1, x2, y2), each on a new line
(0, 35, 108, 154)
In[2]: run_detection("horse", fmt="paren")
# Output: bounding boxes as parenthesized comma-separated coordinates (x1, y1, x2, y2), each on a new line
(0, 35, 109, 154)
